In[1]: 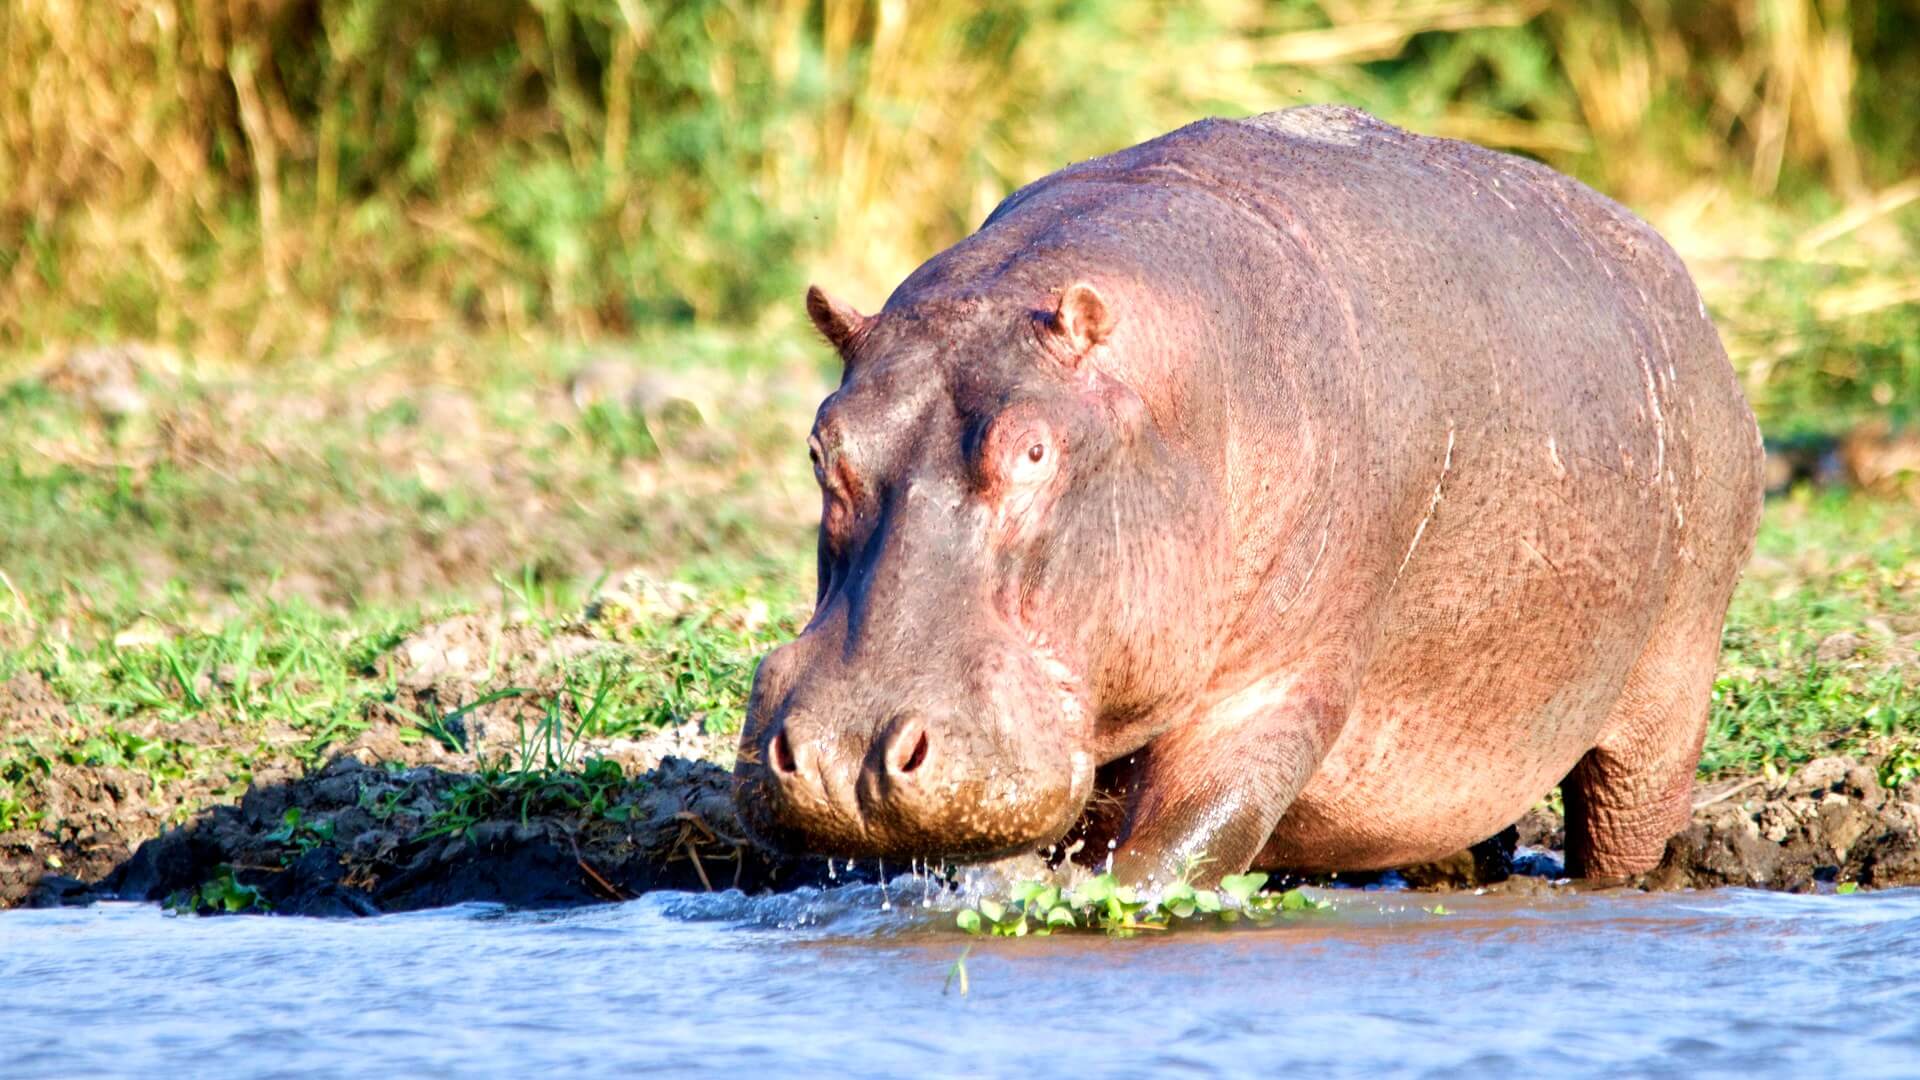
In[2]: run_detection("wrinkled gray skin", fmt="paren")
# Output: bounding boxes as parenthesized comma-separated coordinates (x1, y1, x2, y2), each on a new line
(734, 106, 1764, 887)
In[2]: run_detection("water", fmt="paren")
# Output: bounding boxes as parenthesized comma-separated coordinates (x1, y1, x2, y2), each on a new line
(4, 886, 1918, 1078)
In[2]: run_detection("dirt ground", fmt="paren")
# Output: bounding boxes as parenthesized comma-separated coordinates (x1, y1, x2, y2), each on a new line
(1390, 756, 1920, 895)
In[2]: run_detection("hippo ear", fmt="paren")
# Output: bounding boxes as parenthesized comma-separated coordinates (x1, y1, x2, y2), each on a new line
(806, 285, 869, 358)
(1049, 281, 1116, 363)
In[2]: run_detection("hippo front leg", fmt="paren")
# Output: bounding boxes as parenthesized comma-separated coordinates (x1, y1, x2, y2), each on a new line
(1105, 682, 1349, 887)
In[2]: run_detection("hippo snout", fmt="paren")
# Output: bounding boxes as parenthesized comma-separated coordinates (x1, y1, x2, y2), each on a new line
(734, 639, 1095, 863)
(752, 710, 941, 844)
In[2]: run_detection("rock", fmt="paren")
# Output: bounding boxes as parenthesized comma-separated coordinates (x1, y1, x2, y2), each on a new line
(1786, 756, 1855, 797)
(1843, 765, 1885, 810)
(1856, 825, 1920, 888)
(1646, 815, 1787, 890)
(1815, 630, 1864, 664)
(1817, 795, 1875, 860)
(25, 875, 96, 908)
(1513, 805, 1564, 851)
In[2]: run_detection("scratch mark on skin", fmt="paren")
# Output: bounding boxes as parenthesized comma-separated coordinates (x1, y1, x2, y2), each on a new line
(1630, 282, 1673, 490)
(1393, 425, 1455, 587)
(1272, 444, 1337, 615)
(1515, 536, 1593, 633)
(1274, 525, 1331, 615)
(1546, 198, 1613, 280)
(1485, 174, 1518, 211)
(1639, 350, 1666, 484)
(1544, 238, 1576, 274)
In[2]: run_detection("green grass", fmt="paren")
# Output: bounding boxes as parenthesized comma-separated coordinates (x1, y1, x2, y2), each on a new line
(1706, 489, 1920, 784)
(0, 335, 819, 841)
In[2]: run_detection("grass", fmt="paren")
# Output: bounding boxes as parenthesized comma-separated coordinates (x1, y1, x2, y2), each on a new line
(0, 334, 819, 845)
(0, 331, 1915, 880)
(1705, 489, 1920, 784)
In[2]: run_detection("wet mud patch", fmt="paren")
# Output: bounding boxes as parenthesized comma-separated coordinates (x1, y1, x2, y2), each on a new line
(96, 755, 846, 916)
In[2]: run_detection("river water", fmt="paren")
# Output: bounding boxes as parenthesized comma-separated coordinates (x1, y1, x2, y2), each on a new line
(3, 884, 1916, 1078)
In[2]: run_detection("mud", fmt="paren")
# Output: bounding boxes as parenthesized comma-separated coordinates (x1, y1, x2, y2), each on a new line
(1397, 756, 1920, 894)
(9, 749, 1913, 914)
(1, 672, 259, 909)
(1, 606, 740, 911)
(1643, 757, 1920, 890)
(92, 754, 844, 916)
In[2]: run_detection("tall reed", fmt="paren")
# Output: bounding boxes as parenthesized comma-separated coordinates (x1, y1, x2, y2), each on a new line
(1, 1, 1913, 421)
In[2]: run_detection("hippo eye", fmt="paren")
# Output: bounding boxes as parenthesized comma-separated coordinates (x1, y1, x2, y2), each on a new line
(1027, 444, 1045, 464)
(808, 441, 826, 483)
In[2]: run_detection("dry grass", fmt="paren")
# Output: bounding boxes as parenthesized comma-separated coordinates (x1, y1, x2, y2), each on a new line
(0, 0, 1914, 413)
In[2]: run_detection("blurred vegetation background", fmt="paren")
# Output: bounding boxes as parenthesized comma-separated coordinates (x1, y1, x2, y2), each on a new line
(2, 0, 1916, 429)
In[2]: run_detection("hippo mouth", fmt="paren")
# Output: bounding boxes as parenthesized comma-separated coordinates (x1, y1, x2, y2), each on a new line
(733, 737, 1098, 864)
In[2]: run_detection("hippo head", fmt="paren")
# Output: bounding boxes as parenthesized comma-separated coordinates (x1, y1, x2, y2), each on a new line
(734, 279, 1227, 862)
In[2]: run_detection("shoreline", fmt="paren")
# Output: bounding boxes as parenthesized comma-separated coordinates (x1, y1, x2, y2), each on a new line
(7, 721, 1915, 915)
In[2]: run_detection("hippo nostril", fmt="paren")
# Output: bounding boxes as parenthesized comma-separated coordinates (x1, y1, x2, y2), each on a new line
(899, 730, 929, 774)
(883, 715, 931, 778)
(771, 729, 798, 775)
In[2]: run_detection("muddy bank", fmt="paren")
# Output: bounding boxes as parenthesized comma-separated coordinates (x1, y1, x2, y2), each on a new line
(11, 749, 1914, 914)
(1, 603, 798, 913)
(1392, 756, 1920, 894)
(83, 754, 844, 916)
(7, 601, 1917, 913)
(1, 603, 748, 911)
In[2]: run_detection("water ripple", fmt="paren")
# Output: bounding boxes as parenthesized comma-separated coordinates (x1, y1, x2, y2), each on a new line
(1, 889, 1916, 1077)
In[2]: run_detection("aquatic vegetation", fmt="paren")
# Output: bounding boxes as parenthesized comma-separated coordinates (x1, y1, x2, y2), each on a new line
(943, 947, 971, 997)
(264, 808, 335, 859)
(164, 867, 268, 916)
(955, 871, 1334, 938)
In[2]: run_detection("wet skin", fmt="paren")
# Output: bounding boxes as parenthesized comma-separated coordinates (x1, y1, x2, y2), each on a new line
(733, 106, 1765, 887)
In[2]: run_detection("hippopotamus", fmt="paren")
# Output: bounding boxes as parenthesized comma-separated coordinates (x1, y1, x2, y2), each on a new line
(734, 105, 1764, 886)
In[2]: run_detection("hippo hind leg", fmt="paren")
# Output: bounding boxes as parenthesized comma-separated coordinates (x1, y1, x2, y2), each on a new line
(1561, 607, 1724, 881)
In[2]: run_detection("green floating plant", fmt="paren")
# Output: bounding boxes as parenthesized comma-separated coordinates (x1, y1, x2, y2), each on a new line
(956, 869, 1331, 938)
(164, 867, 269, 915)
